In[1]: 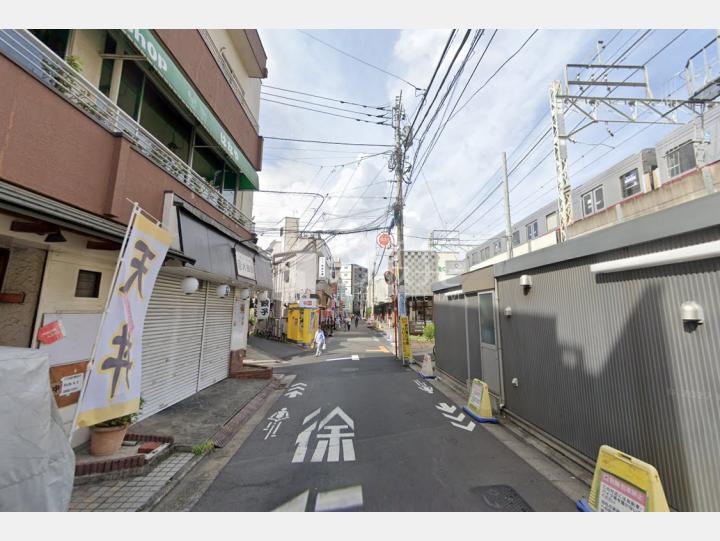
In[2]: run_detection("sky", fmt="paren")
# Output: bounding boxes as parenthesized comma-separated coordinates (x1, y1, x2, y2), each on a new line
(254, 28, 718, 275)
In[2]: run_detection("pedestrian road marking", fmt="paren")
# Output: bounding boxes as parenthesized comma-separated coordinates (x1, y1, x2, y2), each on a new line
(284, 382, 307, 398)
(292, 406, 356, 463)
(436, 402, 475, 432)
(263, 407, 289, 440)
(436, 402, 457, 414)
(414, 380, 434, 394)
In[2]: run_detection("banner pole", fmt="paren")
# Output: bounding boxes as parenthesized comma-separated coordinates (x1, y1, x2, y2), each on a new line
(68, 203, 140, 442)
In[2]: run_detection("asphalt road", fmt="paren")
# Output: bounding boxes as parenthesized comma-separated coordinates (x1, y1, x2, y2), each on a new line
(192, 325, 574, 512)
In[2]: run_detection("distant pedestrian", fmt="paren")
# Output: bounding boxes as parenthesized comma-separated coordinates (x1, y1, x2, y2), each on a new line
(346, 317, 351, 331)
(314, 328, 326, 357)
(354, 315, 359, 328)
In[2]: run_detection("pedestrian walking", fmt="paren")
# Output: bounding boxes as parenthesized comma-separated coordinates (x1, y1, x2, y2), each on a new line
(354, 315, 359, 328)
(314, 327, 326, 357)
(346, 316, 351, 331)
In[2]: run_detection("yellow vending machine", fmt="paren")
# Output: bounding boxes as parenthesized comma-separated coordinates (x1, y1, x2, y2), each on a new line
(298, 298, 319, 346)
(286, 303, 301, 343)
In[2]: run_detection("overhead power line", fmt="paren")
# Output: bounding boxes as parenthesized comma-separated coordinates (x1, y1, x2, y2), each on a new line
(298, 30, 422, 90)
(262, 98, 391, 125)
(262, 84, 389, 110)
(261, 92, 390, 118)
(262, 136, 392, 147)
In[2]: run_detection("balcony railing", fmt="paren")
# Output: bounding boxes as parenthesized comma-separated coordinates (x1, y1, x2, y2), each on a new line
(0, 29, 254, 232)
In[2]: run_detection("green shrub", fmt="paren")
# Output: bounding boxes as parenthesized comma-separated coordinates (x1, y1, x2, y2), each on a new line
(192, 440, 215, 455)
(422, 322, 435, 341)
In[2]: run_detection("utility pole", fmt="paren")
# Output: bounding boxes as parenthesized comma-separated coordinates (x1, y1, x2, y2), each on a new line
(501, 151, 513, 259)
(392, 92, 407, 364)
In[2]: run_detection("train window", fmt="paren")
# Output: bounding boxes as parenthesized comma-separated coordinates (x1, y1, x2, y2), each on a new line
(582, 186, 604, 217)
(546, 211, 558, 231)
(526, 221, 539, 240)
(620, 168, 641, 198)
(666, 141, 696, 178)
(512, 230, 521, 246)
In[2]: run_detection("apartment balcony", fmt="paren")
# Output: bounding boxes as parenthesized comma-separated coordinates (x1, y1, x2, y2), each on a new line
(0, 29, 254, 232)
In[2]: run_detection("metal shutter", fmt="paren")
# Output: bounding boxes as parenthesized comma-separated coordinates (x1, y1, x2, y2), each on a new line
(198, 284, 233, 390)
(140, 273, 206, 419)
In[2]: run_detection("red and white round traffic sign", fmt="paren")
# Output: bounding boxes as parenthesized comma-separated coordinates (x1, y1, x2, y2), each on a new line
(377, 231, 393, 249)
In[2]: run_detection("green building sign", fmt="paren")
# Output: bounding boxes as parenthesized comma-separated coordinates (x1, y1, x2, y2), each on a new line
(122, 29, 258, 190)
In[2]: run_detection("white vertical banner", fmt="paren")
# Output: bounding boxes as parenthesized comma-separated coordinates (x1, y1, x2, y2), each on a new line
(74, 208, 171, 428)
(318, 256, 326, 279)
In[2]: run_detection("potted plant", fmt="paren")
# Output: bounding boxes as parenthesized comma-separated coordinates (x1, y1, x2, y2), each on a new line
(89, 399, 143, 456)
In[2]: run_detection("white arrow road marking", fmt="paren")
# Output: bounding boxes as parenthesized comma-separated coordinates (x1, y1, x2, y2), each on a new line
(414, 380, 434, 394)
(284, 390, 304, 398)
(273, 490, 309, 512)
(442, 412, 466, 422)
(289, 383, 307, 389)
(314, 485, 363, 512)
(435, 403, 457, 414)
(351, 354, 359, 360)
(451, 420, 476, 432)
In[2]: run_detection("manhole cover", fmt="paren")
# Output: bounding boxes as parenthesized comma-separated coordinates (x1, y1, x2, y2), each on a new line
(471, 485, 533, 512)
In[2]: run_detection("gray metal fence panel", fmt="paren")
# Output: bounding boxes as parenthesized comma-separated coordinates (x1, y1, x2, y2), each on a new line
(497, 225, 720, 511)
(433, 293, 469, 384)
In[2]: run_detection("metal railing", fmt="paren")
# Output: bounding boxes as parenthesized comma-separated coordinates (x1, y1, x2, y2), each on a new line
(198, 29, 260, 131)
(0, 29, 254, 231)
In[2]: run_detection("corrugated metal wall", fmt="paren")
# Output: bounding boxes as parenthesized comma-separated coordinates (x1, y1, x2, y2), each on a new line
(497, 225, 720, 511)
(433, 293, 468, 384)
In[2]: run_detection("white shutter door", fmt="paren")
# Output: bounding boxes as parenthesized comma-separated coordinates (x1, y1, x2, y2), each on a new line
(140, 273, 205, 419)
(198, 284, 233, 390)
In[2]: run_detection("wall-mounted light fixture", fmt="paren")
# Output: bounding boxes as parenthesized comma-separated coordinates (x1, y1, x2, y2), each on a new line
(519, 275, 532, 289)
(216, 284, 231, 299)
(680, 301, 704, 325)
(504, 306, 512, 318)
(181, 277, 199, 295)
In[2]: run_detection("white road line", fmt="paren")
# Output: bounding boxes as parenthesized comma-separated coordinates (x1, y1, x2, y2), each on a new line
(342, 438, 356, 461)
(314, 486, 363, 512)
(311, 440, 328, 462)
(273, 490, 309, 512)
(442, 412, 466, 422)
(351, 354, 359, 360)
(451, 421, 476, 432)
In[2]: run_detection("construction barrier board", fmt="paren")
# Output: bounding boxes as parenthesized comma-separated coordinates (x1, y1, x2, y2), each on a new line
(400, 316, 412, 362)
(462, 378, 497, 423)
(579, 445, 670, 512)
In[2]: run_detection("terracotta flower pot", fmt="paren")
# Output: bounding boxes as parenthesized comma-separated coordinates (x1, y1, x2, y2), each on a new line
(90, 425, 129, 456)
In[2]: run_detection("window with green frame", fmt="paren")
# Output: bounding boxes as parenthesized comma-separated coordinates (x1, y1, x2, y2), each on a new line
(116, 60, 242, 203)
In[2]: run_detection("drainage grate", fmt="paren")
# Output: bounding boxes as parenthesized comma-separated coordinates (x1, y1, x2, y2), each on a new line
(471, 485, 533, 512)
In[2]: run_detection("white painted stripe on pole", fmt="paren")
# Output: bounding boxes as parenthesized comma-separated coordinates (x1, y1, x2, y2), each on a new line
(314, 485, 363, 512)
(273, 490, 309, 512)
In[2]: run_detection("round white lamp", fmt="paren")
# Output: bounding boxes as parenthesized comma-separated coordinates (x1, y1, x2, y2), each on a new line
(240, 288, 251, 301)
(181, 277, 199, 295)
(216, 284, 231, 298)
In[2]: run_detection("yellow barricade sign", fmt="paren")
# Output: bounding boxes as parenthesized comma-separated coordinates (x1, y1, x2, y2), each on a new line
(400, 316, 412, 363)
(462, 379, 497, 423)
(577, 445, 670, 512)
